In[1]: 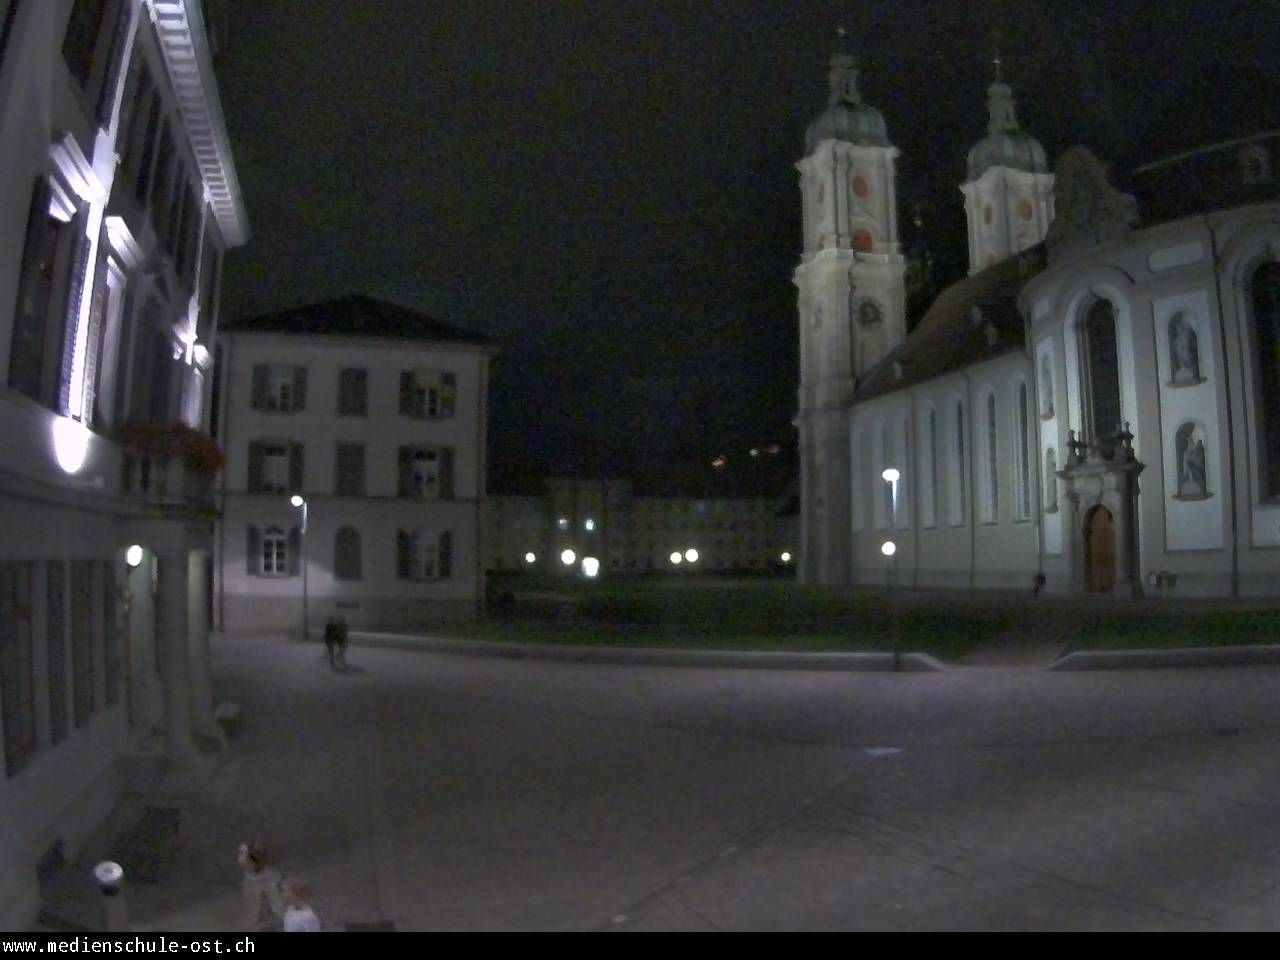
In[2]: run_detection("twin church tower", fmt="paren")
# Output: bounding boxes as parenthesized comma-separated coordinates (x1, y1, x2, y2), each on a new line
(794, 34, 1054, 579)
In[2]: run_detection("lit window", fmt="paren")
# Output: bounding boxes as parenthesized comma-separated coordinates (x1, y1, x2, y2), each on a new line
(400, 369, 456, 419)
(262, 527, 287, 575)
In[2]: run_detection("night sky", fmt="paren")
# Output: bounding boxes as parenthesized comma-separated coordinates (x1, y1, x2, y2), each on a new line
(214, 1, 1278, 479)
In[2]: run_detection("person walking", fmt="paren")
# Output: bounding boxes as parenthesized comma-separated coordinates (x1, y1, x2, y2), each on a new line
(322, 615, 340, 668)
(237, 841, 284, 932)
(281, 877, 322, 932)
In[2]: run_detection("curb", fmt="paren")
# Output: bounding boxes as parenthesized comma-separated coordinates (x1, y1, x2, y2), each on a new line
(1051, 643, 1280, 671)
(347, 631, 949, 673)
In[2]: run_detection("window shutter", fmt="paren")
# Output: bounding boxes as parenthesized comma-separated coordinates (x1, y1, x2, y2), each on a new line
(58, 235, 93, 415)
(397, 447, 410, 497)
(292, 366, 307, 411)
(442, 372, 457, 416)
(247, 441, 264, 492)
(287, 526, 302, 576)
(439, 531, 453, 579)
(399, 371, 412, 416)
(247, 525, 260, 576)
(396, 530, 409, 579)
(289, 443, 304, 493)
(251, 364, 268, 410)
(441, 447, 455, 499)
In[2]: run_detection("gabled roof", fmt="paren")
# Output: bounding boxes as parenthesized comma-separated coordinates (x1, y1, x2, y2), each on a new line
(222, 294, 495, 346)
(854, 250, 1042, 404)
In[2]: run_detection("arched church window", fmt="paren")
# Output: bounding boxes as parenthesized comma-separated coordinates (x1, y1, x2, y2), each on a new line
(1044, 447, 1058, 513)
(927, 407, 939, 527)
(1168, 312, 1202, 385)
(1015, 382, 1031, 521)
(983, 392, 999, 523)
(1039, 354, 1054, 418)
(1174, 423, 1210, 500)
(1081, 298, 1122, 443)
(951, 400, 967, 526)
(1251, 261, 1280, 496)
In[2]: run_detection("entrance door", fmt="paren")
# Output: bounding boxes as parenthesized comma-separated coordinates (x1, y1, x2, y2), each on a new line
(1085, 506, 1116, 593)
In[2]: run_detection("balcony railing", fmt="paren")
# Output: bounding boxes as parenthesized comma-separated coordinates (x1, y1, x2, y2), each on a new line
(120, 422, 222, 512)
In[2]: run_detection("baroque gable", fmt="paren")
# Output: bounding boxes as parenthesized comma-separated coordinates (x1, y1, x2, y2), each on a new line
(1044, 146, 1140, 263)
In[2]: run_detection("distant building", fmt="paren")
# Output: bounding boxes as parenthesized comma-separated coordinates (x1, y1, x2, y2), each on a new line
(214, 296, 495, 630)
(484, 451, 795, 575)
(0, 0, 247, 929)
(797, 37, 1280, 597)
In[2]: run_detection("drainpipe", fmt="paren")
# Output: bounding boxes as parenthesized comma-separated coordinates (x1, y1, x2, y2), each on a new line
(1205, 215, 1241, 597)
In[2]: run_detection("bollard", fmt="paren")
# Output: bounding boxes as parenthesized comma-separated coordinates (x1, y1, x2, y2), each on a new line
(94, 861, 129, 932)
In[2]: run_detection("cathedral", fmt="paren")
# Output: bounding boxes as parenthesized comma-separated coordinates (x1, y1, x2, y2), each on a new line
(795, 41, 1280, 597)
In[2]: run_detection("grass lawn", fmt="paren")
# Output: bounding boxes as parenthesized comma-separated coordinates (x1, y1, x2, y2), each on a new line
(1071, 608, 1280, 651)
(448, 576, 1021, 662)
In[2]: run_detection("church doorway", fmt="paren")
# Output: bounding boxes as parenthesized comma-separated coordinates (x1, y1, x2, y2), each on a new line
(1085, 506, 1116, 593)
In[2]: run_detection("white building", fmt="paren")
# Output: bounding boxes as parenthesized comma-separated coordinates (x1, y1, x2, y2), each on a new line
(215, 295, 494, 630)
(797, 39, 1280, 598)
(0, 0, 246, 929)
(485, 461, 795, 577)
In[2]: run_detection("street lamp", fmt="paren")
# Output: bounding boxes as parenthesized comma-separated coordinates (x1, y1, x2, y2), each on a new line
(581, 556, 600, 578)
(684, 548, 699, 564)
(290, 495, 308, 641)
(669, 551, 683, 566)
(560, 548, 576, 566)
(881, 539, 899, 671)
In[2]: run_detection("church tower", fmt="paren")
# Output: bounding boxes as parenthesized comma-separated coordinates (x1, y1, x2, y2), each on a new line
(961, 47, 1054, 273)
(794, 32, 906, 586)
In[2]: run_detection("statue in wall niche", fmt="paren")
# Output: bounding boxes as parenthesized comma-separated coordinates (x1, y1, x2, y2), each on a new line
(1044, 447, 1058, 512)
(1176, 423, 1207, 497)
(1170, 313, 1201, 384)
(1040, 355, 1054, 417)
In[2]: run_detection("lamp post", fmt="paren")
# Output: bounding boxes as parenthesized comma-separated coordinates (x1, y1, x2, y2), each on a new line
(290, 494, 308, 641)
(881, 467, 901, 672)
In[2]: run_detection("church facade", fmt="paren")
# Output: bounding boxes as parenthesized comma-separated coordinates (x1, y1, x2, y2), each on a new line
(796, 43, 1280, 598)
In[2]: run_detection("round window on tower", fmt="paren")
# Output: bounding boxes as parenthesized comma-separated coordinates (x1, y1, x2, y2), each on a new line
(853, 229, 874, 252)
(1018, 198, 1034, 221)
(852, 175, 869, 199)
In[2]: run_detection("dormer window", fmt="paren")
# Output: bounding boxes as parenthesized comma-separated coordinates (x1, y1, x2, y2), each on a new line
(1241, 144, 1271, 185)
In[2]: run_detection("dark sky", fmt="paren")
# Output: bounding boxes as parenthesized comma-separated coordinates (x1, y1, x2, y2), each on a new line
(214, 1, 1278, 477)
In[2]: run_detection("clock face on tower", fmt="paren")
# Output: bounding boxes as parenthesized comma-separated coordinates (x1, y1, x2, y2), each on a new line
(853, 298, 884, 328)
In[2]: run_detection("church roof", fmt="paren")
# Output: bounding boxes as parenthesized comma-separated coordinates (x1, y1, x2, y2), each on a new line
(804, 46, 890, 153)
(223, 294, 494, 346)
(854, 251, 1043, 404)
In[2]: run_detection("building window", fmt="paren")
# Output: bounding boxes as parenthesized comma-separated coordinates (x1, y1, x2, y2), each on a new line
(1252, 262, 1280, 497)
(62, 0, 110, 88)
(398, 446, 454, 499)
(70, 560, 95, 730)
(334, 527, 362, 581)
(397, 529, 453, 580)
(9, 180, 68, 406)
(399, 369, 456, 419)
(0, 562, 36, 776)
(334, 443, 365, 497)
(981, 392, 999, 523)
(133, 97, 161, 205)
(951, 400, 967, 525)
(1081, 298, 1122, 444)
(337, 368, 367, 416)
(1014, 382, 1032, 521)
(1241, 145, 1271, 185)
(102, 561, 120, 708)
(251, 363, 307, 413)
(261, 526, 288, 576)
(927, 407, 939, 527)
(1039, 353, 1054, 418)
(249, 441, 298, 494)
(46, 560, 68, 746)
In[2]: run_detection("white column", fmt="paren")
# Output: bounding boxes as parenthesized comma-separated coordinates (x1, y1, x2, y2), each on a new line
(157, 551, 198, 764)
